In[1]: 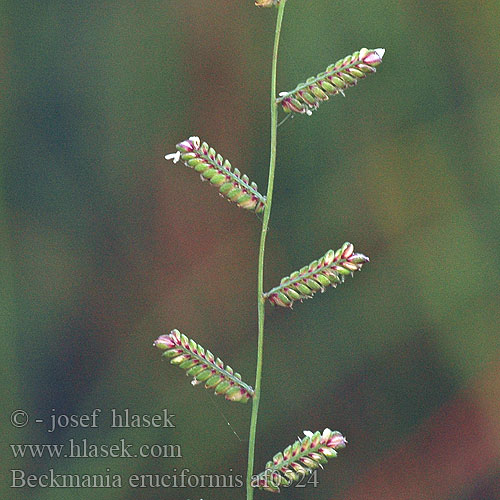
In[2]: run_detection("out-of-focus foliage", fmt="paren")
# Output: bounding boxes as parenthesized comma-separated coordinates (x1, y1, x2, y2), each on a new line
(3, 1, 500, 499)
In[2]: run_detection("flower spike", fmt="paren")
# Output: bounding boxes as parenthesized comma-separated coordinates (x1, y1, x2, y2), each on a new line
(264, 242, 369, 308)
(154, 329, 254, 403)
(253, 429, 347, 493)
(165, 137, 266, 214)
(277, 48, 385, 115)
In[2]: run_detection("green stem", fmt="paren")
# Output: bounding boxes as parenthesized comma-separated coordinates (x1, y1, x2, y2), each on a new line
(246, 1, 287, 499)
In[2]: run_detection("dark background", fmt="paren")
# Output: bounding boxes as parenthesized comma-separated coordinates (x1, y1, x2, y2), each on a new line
(3, 1, 500, 499)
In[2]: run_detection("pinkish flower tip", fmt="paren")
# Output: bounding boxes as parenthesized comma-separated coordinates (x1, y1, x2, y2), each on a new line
(350, 253, 370, 264)
(328, 432, 347, 449)
(153, 334, 175, 350)
(364, 48, 385, 65)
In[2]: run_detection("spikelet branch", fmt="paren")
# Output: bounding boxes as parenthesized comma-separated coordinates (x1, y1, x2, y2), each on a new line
(253, 429, 347, 493)
(264, 242, 369, 307)
(154, 329, 254, 403)
(277, 48, 385, 115)
(165, 137, 266, 214)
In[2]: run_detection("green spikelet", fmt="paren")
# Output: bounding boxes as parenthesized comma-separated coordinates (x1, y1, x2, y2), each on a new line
(277, 48, 385, 115)
(154, 329, 254, 403)
(264, 242, 369, 308)
(253, 429, 347, 493)
(165, 137, 266, 214)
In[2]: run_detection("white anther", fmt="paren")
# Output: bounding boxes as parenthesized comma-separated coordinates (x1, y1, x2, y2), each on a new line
(165, 151, 181, 163)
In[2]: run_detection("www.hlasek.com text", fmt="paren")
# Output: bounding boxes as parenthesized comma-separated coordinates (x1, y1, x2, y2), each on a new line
(10, 439, 181, 459)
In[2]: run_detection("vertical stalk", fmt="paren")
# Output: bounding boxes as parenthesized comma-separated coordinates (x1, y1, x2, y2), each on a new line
(246, 1, 287, 499)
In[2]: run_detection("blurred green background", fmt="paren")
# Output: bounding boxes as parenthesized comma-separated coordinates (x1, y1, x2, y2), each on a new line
(3, 1, 500, 499)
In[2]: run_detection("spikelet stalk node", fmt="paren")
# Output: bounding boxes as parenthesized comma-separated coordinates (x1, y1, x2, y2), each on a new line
(255, 0, 280, 7)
